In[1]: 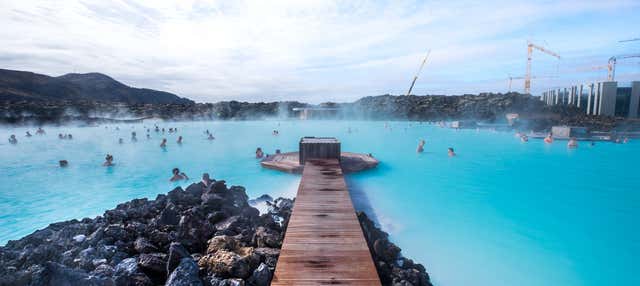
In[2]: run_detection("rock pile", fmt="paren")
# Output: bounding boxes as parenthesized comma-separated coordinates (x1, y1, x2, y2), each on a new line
(358, 212, 433, 286)
(0, 180, 291, 286)
(0, 178, 432, 286)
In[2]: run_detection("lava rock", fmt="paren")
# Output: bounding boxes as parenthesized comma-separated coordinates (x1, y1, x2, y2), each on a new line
(165, 258, 203, 286)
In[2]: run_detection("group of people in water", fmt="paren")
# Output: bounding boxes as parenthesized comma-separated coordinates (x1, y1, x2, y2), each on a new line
(514, 132, 630, 148)
(415, 139, 456, 156)
(58, 133, 73, 140)
(255, 147, 281, 158)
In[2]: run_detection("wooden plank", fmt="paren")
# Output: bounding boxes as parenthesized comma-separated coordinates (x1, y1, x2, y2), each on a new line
(272, 159, 381, 286)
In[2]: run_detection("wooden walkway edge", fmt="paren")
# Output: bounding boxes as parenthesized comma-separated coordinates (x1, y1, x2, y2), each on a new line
(271, 158, 381, 285)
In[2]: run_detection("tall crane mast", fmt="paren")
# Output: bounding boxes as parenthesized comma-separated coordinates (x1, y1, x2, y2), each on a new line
(508, 75, 556, 92)
(525, 41, 560, 94)
(607, 54, 640, 81)
(405, 50, 431, 96)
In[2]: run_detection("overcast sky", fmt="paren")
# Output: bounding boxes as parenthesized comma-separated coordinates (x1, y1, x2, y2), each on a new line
(1, 0, 639, 103)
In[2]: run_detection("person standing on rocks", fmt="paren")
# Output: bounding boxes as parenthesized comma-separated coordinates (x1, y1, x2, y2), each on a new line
(201, 173, 213, 191)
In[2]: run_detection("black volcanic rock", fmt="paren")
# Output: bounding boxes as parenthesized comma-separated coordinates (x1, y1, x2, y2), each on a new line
(0, 178, 433, 286)
(0, 69, 192, 104)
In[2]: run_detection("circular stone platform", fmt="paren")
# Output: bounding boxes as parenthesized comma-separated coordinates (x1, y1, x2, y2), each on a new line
(260, 152, 379, 174)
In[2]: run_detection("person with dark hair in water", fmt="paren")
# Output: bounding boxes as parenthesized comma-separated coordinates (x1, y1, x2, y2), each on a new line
(8, 134, 18, 144)
(177, 136, 183, 144)
(448, 147, 456, 157)
(25, 131, 32, 137)
(256, 147, 264, 158)
(36, 127, 45, 135)
(170, 168, 188, 181)
(59, 160, 69, 167)
(131, 132, 137, 142)
(160, 138, 167, 148)
(103, 154, 114, 166)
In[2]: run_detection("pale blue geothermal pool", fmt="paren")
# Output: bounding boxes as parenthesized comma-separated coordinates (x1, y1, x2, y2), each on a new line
(1, 120, 638, 286)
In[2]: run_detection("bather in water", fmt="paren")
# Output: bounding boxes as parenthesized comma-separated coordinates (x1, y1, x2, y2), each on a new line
(256, 147, 264, 158)
(567, 137, 578, 148)
(544, 134, 553, 144)
(177, 136, 183, 144)
(160, 138, 167, 148)
(8, 135, 18, 144)
(103, 154, 114, 166)
(448, 147, 456, 157)
(170, 168, 189, 181)
(417, 139, 425, 153)
(25, 131, 32, 137)
(207, 134, 215, 140)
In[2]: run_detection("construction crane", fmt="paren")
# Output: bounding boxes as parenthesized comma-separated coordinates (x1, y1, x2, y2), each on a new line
(405, 50, 431, 96)
(507, 75, 556, 92)
(525, 41, 560, 94)
(607, 54, 640, 81)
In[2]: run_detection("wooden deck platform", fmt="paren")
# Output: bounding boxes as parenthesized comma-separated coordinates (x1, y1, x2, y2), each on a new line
(261, 152, 378, 174)
(271, 159, 381, 286)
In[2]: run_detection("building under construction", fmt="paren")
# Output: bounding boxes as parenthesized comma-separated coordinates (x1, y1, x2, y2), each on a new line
(540, 81, 640, 118)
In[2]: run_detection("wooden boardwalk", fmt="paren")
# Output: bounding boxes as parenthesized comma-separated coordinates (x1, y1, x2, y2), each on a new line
(271, 159, 381, 286)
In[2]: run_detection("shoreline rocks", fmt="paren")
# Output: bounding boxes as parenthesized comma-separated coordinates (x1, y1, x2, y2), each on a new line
(0, 178, 432, 286)
(3, 93, 636, 132)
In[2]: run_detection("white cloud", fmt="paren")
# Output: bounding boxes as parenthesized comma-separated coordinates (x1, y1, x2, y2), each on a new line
(0, 0, 639, 103)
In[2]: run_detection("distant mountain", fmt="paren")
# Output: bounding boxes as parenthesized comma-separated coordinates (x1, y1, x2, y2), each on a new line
(0, 69, 193, 104)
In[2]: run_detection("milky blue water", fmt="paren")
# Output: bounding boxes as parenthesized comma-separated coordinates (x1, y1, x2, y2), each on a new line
(1, 120, 638, 286)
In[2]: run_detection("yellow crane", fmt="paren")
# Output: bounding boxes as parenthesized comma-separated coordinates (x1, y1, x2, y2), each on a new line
(525, 41, 560, 94)
(405, 49, 431, 96)
(508, 75, 556, 92)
